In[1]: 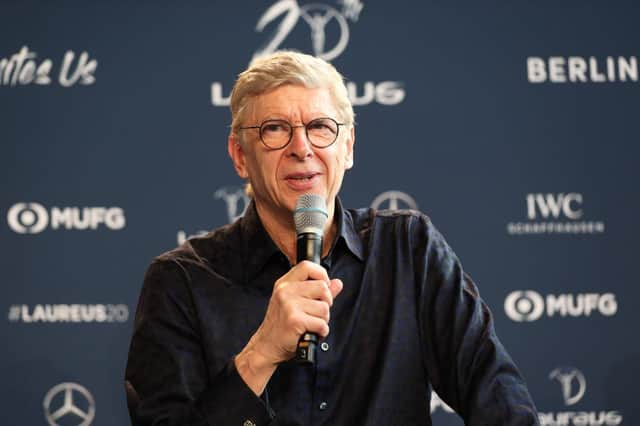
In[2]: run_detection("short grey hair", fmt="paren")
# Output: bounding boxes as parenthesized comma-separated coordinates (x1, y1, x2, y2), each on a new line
(229, 50, 355, 135)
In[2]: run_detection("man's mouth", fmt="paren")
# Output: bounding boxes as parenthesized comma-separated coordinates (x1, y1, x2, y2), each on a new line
(286, 173, 318, 181)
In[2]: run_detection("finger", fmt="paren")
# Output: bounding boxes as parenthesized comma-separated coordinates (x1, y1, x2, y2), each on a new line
(288, 260, 330, 283)
(303, 316, 330, 338)
(298, 299, 331, 322)
(296, 280, 333, 305)
(328, 278, 343, 298)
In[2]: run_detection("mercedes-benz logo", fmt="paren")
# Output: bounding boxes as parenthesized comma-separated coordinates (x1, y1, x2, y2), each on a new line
(43, 382, 96, 426)
(300, 4, 349, 60)
(370, 191, 418, 211)
(549, 367, 587, 406)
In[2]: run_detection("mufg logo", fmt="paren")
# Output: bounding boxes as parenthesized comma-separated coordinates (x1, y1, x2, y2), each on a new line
(6, 202, 125, 234)
(504, 290, 617, 322)
(211, 0, 405, 107)
(538, 367, 623, 426)
(507, 193, 604, 235)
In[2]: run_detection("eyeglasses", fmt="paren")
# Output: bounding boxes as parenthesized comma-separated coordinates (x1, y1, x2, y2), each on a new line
(239, 117, 345, 150)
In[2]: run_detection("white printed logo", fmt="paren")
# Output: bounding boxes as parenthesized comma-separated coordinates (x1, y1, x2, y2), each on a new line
(507, 193, 604, 235)
(504, 290, 545, 322)
(253, 0, 360, 61)
(6, 202, 125, 233)
(8, 304, 129, 324)
(550, 367, 586, 406)
(214, 186, 250, 223)
(7, 202, 49, 234)
(177, 186, 250, 245)
(504, 290, 617, 322)
(538, 368, 623, 426)
(43, 382, 95, 426)
(527, 56, 638, 84)
(371, 190, 418, 211)
(211, 0, 405, 107)
(0, 46, 97, 87)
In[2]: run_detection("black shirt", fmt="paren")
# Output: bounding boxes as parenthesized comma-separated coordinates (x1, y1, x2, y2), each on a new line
(125, 198, 539, 425)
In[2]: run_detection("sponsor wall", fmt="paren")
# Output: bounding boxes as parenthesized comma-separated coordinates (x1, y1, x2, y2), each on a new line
(2, 1, 638, 425)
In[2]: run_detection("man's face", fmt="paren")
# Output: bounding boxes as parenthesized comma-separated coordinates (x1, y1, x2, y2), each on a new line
(228, 84, 354, 223)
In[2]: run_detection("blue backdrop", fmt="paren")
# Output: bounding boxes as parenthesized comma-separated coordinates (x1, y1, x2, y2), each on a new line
(2, 1, 638, 424)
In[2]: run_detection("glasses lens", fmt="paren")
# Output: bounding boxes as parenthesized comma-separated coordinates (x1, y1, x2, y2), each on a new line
(307, 118, 339, 147)
(260, 120, 292, 149)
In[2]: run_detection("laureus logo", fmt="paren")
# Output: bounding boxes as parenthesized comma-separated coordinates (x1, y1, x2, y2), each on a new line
(549, 367, 586, 406)
(176, 186, 250, 245)
(252, 0, 362, 62)
(538, 367, 623, 426)
(214, 186, 250, 223)
(211, 0, 405, 107)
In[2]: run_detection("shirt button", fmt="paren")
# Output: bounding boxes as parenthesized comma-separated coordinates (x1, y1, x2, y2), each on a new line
(320, 342, 330, 351)
(319, 401, 328, 410)
(243, 420, 255, 426)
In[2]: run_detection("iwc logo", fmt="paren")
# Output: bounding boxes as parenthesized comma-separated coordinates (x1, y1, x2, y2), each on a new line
(43, 382, 96, 426)
(370, 190, 418, 211)
(507, 193, 604, 235)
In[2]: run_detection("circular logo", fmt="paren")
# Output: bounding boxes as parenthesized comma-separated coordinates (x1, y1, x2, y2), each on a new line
(370, 191, 418, 211)
(504, 290, 545, 322)
(43, 382, 95, 426)
(7, 202, 49, 234)
(549, 367, 587, 406)
(300, 4, 349, 60)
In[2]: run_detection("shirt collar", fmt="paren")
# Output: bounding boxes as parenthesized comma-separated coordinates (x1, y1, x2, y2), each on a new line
(240, 196, 364, 286)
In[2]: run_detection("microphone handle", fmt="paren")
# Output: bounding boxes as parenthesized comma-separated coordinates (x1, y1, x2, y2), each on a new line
(295, 232, 322, 364)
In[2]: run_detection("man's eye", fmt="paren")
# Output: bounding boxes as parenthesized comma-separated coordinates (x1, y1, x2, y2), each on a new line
(308, 121, 336, 133)
(263, 123, 288, 132)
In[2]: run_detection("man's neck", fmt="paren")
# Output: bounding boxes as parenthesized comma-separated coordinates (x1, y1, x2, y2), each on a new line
(254, 200, 338, 265)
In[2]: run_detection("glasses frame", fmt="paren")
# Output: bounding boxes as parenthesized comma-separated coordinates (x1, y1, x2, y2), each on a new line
(239, 117, 345, 150)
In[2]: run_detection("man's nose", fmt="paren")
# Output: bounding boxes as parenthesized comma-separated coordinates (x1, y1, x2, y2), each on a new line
(287, 125, 313, 159)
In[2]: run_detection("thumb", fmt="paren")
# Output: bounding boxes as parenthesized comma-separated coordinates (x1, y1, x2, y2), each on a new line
(328, 278, 343, 299)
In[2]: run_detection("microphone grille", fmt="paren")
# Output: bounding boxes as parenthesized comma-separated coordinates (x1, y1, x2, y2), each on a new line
(294, 194, 328, 236)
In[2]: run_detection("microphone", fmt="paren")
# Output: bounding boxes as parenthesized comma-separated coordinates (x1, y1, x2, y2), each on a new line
(294, 194, 328, 364)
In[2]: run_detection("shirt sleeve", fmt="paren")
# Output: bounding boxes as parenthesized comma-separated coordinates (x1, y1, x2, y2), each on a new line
(412, 215, 540, 425)
(125, 259, 274, 426)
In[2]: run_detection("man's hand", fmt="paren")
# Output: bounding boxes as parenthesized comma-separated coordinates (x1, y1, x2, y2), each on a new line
(235, 261, 343, 395)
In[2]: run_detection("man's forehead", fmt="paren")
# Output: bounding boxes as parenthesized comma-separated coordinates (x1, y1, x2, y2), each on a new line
(247, 85, 338, 121)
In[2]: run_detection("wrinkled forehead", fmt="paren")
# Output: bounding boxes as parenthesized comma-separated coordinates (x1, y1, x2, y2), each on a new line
(243, 84, 342, 124)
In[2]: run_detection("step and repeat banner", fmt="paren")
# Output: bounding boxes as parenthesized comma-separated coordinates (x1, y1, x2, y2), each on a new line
(1, 1, 638, 425)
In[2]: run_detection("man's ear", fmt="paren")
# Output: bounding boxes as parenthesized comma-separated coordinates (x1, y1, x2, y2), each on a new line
(228, 134, 249, 179)
(344, 126, 355, 170)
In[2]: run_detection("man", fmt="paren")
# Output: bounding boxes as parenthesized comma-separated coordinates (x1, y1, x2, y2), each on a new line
(125, 51, 539, 425)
